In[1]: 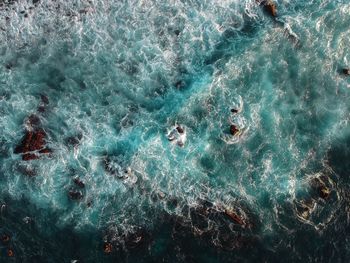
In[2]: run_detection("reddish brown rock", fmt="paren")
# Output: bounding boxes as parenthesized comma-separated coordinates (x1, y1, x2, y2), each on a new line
(265, 2, 277, 17)
(103, 242, 112, 254)
(22, 153, 40, 161)
(230, 124, 240, 136)
(7, 248, 14, 257)
(224, 210, 245, 226)
(257, 0, 277, 17)
(14, 128, 52, 161)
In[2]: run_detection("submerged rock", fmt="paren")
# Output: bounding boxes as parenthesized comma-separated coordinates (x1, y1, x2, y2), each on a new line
(17, 164, 36, 177)
(68, 190, 83, 200)
(1, 234, 10, 244)
(40, 94, 49, 105)
(37, 94, 49, 112)
(38, 94, 49, 113)
(65, 133, 83, 147)
(73, 178, 85, 188)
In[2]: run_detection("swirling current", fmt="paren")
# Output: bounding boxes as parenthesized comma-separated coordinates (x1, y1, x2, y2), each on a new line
(0, 0, 350, 262)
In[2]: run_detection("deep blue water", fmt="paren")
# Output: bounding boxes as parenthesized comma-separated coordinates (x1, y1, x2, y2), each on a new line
(0, 0, 350, 262)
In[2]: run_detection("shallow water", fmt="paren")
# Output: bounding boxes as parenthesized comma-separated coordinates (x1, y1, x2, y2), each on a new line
(0, 0, 350, 262)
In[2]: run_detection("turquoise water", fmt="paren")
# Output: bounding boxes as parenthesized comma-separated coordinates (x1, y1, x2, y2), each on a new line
(0, 0, 350, 262)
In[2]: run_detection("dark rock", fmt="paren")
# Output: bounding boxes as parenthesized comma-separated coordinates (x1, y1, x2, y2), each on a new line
(342, 68, 350, 75)
(319, 186, 330, 199)
(37, 106, 46, 113)
(230, 108, 239, 113)
(265, 3, 277, 17)
(17, 165, 36, 177)
(73, 178, 85, 188)
(79, 8, 88, 14)
(176, 126, 184, 134)
(174, 29, 181, 36)
(65, 133, 82, 147)
(5, 62, 13, 69)
(230, 124, 240, 136)
(27, 114, 41, 128)
(37, 95, 49, 112)
(68, 190, 83, 200)
(40, 94, 49, 104)
(33, 0, 40, 4)
(24, 13, 28, 18)
(258, 0, 277, 17)
(124, 229, 148, 249)
(175, 80, 185, 89)
(1, 234, 10, 244)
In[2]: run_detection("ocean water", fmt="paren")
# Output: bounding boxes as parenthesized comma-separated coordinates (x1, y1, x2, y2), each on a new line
(0, 0, 350, 262)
